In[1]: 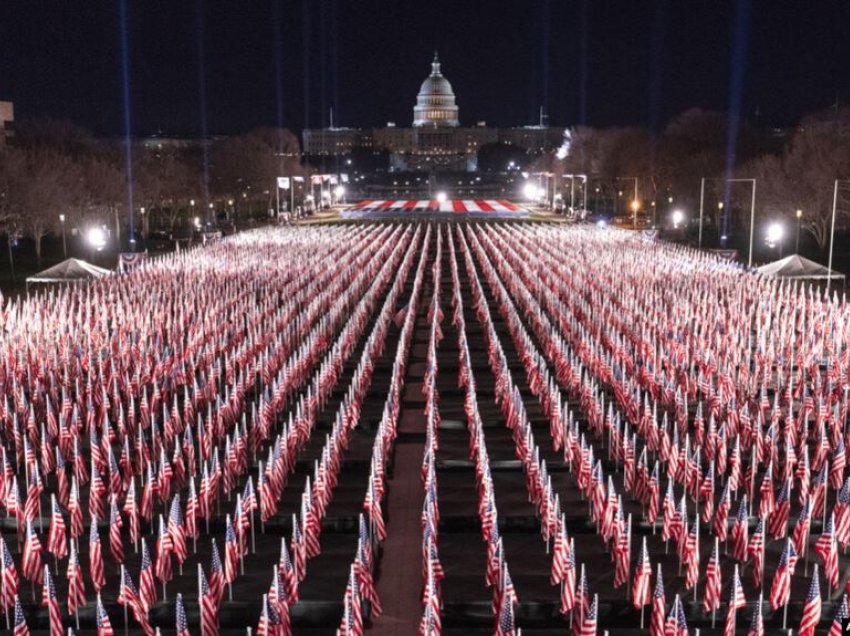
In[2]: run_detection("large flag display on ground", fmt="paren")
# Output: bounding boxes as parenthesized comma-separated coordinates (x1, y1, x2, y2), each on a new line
(0, 221, 847, 633)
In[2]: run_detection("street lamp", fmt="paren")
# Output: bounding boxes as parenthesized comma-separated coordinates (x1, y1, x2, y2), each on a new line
(87, 227, 107, 252)
(671, 209, 685, 229)
(59, 214, 67, 258)
(766, 222, 785, 257)
(630, 199, 640, 228)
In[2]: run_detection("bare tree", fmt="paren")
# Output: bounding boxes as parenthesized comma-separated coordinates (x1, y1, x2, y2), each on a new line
(743, 106, 850, 251)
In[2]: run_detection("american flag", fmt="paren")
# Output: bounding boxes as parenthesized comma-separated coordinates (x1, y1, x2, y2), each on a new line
(747, 595, 764, 636)
(257, 593, 283, 636)
(495, 589, 516, 636)
(155, 515, 173, 583)
(168, 496, 188, 564)
(797, 564, 822, 636)
(118, 566, 155, 636)
(815, 511, 839, 588)
(69, 478, 83, 539)
(66, 539, 86, 616)
(41, 566, 63, 636)
(577, 593, 598, 636)
(747, 517, 765, 587)
(341, 564, 363, 636)
(769, 539, 798, 611)
(829, 593, 850, 636)
(767, 478, 790, 539)
(209, 540, 225, 604)
(834, 478, 850, 547)
(730, 494, 749, 561)
(663, 594, 688, 636)
(89, 520, 105, 591)
(199, 565, 219, 636)
(47, 494, 68, 560)
(722, 564, 746, 636)
(109, 497, 124, 564)
(714, 481, 730, 541)
(1, 536, 20, 610)
(793, 496, 812, 555)
(13, 594, 29, 636)
(650, 564, 665, 636)
(702, 538, 721, 614)
(96, 593, 115, 636)
(175, 593, 191, 636)
(224, 515, 239, 584)
(139, 538, 157, 613)
(632, 536, 652, 609)
(683, 522, 699, 590)
(22, 520, 43, 584)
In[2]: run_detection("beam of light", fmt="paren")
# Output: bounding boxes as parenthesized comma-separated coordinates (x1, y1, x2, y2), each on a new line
(303, 0, 312, 130)
(578, 0, 588, 127)
(320, 0, 328, 129)
(196, 0, 211, 207)
(541, 0, 550, 124)
(118, 0, 135, 245)
(648, 0, 670, 170)
(722, 0, 752, 242)
(271, 0, 285, 132)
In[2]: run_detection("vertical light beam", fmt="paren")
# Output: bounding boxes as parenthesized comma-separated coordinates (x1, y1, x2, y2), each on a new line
(722, 0, 752, 242)
(118, 0, 135, 245)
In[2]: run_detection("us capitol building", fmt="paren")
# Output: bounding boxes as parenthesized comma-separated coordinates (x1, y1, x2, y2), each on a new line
(303, 53, 564, 172)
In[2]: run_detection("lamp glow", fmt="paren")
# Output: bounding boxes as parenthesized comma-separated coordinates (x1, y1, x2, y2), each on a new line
(766, 222, 785, 246)
(334, 185, 345, 198)
(87, 227, 107, 251)
(671, 209, 685, 228)
(436, 191, 448, 204)
(523, 182, 538, 200)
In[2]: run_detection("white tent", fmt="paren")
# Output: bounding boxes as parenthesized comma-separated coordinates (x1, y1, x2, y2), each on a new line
(26, 258, 112, 285)
(756, 254, 845, 281)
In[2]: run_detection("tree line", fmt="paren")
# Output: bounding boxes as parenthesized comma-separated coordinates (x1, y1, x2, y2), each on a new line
(0, 119, 303, 260)
(536, 104, 850, 251)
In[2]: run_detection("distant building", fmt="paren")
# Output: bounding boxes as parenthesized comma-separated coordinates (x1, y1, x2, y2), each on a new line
(303, 53, 564, 171)
(0, 101, 14, 147)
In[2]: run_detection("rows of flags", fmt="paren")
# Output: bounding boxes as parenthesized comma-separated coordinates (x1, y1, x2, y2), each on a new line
(3, 217, 850, 634)
(0, 224, 432, 634)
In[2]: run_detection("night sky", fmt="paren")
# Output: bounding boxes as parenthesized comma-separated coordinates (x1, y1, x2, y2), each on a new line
(1, 0, 848, 137)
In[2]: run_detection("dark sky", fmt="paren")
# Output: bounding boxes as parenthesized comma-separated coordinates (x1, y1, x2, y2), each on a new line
(1, 0, 848, 137)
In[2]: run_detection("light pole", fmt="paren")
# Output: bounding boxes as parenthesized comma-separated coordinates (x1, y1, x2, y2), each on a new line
(59, 214, 67, 258)
(563, 174, 588, 218)
(795, 209, 802, 253)
(827, 180, 850, 294)
(725, 178, 757, 267)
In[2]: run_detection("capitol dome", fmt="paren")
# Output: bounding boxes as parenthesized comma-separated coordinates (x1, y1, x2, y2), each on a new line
(413, 52, 460, 128)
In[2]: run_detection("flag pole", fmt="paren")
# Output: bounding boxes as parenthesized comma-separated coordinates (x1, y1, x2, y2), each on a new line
(198, 563, 205, 636)
(121, 564, 129, 636)
(626, 513, 632, 601)
(259, 461, 266, 535)
(749, 446, 756, 517)
(693, 511, 699, 603)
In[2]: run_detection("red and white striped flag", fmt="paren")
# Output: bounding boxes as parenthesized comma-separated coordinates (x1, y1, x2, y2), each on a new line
(702, 538, 721, 614)
(632, 536, 652, 609)
(797, 564, 822, 636)
(769, 539, 797, 611)
(41, 566, 62, 636)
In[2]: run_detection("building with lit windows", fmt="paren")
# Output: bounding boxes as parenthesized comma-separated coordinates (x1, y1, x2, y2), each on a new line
(302, 53, 564, 172)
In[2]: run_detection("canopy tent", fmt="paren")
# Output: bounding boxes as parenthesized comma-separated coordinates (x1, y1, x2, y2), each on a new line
(756, 254, 845, 281)
(26, 258, 113, 285)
